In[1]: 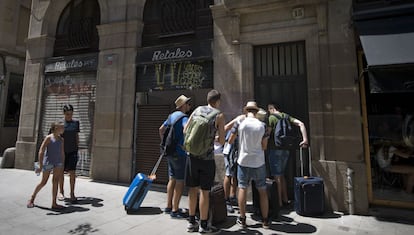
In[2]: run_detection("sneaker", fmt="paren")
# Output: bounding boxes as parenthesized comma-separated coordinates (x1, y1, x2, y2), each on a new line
(187, 221, 198, 233)
(262, 218, 270, 229)
(229, 196, 238, 206)
(170, 210, 189, 219)
(198, 225, 219, 234)
(226, 201, 234, 213)
(236, 216, 247, 228)
(164, 207, 172, 214)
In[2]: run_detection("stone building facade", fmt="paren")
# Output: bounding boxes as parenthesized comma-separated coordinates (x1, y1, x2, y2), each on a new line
(15, 0, 414, 214)
(0, 0, 31, 154)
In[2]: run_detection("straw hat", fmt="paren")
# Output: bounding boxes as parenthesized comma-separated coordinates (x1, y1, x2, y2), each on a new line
(243, 101, 260, 112)
(256, 108, 267, 121)
(175, 95, 191, 109)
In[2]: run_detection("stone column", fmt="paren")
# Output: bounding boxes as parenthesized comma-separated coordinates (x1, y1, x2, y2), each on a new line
(91, 20, 142, 183)
(15, 35, 54, 169)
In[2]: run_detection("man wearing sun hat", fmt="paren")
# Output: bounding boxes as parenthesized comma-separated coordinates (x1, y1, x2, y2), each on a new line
(228, 101, 271, 229)
(159, 94, 192, 219)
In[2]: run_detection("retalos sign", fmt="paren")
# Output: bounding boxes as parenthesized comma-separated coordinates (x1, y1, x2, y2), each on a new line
(152, 48, 193, 62)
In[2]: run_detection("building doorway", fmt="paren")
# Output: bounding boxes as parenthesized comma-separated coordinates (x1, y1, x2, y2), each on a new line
(254, 41, 310, 198)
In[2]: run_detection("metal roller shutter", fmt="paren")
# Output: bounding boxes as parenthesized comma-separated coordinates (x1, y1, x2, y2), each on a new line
(39, 72, 96, 177)
(135, 105, 171, 184)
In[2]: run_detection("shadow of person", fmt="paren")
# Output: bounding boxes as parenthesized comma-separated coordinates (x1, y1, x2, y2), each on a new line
(271, 222, 317, 233)
(218, 228, 263, 235)
(35, 205, 90, 215)
(64, 197, 104, 207)
(125, 206, 163, 215)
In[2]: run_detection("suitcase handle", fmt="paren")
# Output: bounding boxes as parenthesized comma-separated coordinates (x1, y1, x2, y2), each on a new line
(299, 146, 312, 177)
(150, 154, 164, 176)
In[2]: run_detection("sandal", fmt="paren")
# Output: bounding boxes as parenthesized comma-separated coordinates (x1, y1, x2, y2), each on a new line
(58, 193, 65, 201)
(27, 200, 34, 208)
(69, 197, 78, 203)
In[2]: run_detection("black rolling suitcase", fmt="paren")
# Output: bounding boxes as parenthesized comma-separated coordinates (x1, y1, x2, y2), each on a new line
(209, 184, 227, 225)
(294, 147, 324, 216)
(252, 179, 279, 220)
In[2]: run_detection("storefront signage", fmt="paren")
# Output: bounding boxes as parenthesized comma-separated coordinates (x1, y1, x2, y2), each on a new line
(45, 53, 98, 73)
(136, 40, 212, 65)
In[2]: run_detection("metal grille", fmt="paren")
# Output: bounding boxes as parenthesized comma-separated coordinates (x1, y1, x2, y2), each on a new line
(255, 42, 306, 78)
(54, 0, 100, 56)
(39, 73, 96, 177)
(160, 0, 195, 36)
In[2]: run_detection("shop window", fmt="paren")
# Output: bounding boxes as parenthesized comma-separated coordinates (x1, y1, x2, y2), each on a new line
(4, 74, 23, 127)
(54, 0, 100, 56)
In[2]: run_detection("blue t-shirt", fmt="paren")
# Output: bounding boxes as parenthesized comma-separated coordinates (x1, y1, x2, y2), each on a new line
(163, 111, 188, 157)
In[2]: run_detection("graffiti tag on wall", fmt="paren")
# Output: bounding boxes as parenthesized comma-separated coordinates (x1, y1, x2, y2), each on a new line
(45, 75, 95, 97)
(137, 61, 212, 91)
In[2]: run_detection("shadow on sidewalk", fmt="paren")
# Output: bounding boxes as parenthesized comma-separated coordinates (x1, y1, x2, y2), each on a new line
(125, 206, 163, 215)
(35, 205, 90, 215)
(63, 197, 104, 207)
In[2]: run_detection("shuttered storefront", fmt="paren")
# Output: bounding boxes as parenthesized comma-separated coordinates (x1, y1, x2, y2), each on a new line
(40, 54, 98, 177)
(135, 105, 170, 184)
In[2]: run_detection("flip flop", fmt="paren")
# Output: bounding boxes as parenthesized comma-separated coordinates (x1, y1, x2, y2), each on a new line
(27, 200, 34, 208)
(69, 197, 78, 203)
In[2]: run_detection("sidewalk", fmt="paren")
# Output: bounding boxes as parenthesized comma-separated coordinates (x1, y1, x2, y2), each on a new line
(0, 168, 413, 235)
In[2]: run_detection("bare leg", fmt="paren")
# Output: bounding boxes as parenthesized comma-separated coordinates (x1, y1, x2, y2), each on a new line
(275, 176, 283, 207)
(30, 171, 51, 204)
(172, 180, 184, 212)
(230, 177, 238, 198)
(238, 187, 247, 218)
(166, 178, 176, 209)
(223, 175, 231, 199)
(52, 167, 64, 208)
(188, 187, 198, 216)
(199, 189, 210, 221)
(58, 173, 64, 199)
(69, 170, 76, 199)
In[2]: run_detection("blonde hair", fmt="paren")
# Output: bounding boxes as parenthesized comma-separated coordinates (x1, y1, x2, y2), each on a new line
(50, 121, 64, 133)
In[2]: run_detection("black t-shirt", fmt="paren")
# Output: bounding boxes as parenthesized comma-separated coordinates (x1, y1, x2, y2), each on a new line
(62, 119, 80, 153)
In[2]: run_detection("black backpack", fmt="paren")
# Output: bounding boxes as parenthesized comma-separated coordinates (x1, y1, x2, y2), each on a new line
(160, 113, 187, 157)
(273, 113, 300, 149)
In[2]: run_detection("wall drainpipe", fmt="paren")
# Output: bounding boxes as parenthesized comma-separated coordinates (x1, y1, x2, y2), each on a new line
(346, 167, 355, 215)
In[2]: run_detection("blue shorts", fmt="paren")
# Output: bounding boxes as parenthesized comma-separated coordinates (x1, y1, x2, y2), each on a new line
(237, 164, 267, 189)
(268, 149, 289, 176)
(167, 154, 187, 181)
(43, 162, 63, 172)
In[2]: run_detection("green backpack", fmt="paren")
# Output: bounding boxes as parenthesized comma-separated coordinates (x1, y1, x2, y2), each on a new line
(184, 106, 220, 157)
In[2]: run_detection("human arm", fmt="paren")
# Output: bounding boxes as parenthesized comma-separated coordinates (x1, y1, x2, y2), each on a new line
(37, 135, 51, 172)
(224, 114, 245, 132)
(292, 118, 309, 147)
(216, 113, 226, 146)
(159, 124, 166, 140)
(262, 134, 269, 150)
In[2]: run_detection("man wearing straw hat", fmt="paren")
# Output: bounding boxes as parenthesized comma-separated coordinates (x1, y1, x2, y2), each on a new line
(159, 94, 192, 219)
(228, 101, 271, 229)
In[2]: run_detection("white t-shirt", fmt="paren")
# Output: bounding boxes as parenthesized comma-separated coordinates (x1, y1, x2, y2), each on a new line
(236, 116, 266, 168)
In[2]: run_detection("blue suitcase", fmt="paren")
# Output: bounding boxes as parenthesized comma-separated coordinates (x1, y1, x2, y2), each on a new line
(294, 147, 325, 216)
(123, 154, 163, 213)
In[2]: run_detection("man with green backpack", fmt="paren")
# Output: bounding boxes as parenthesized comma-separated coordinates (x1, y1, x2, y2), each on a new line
(184, 89, 226, 233)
